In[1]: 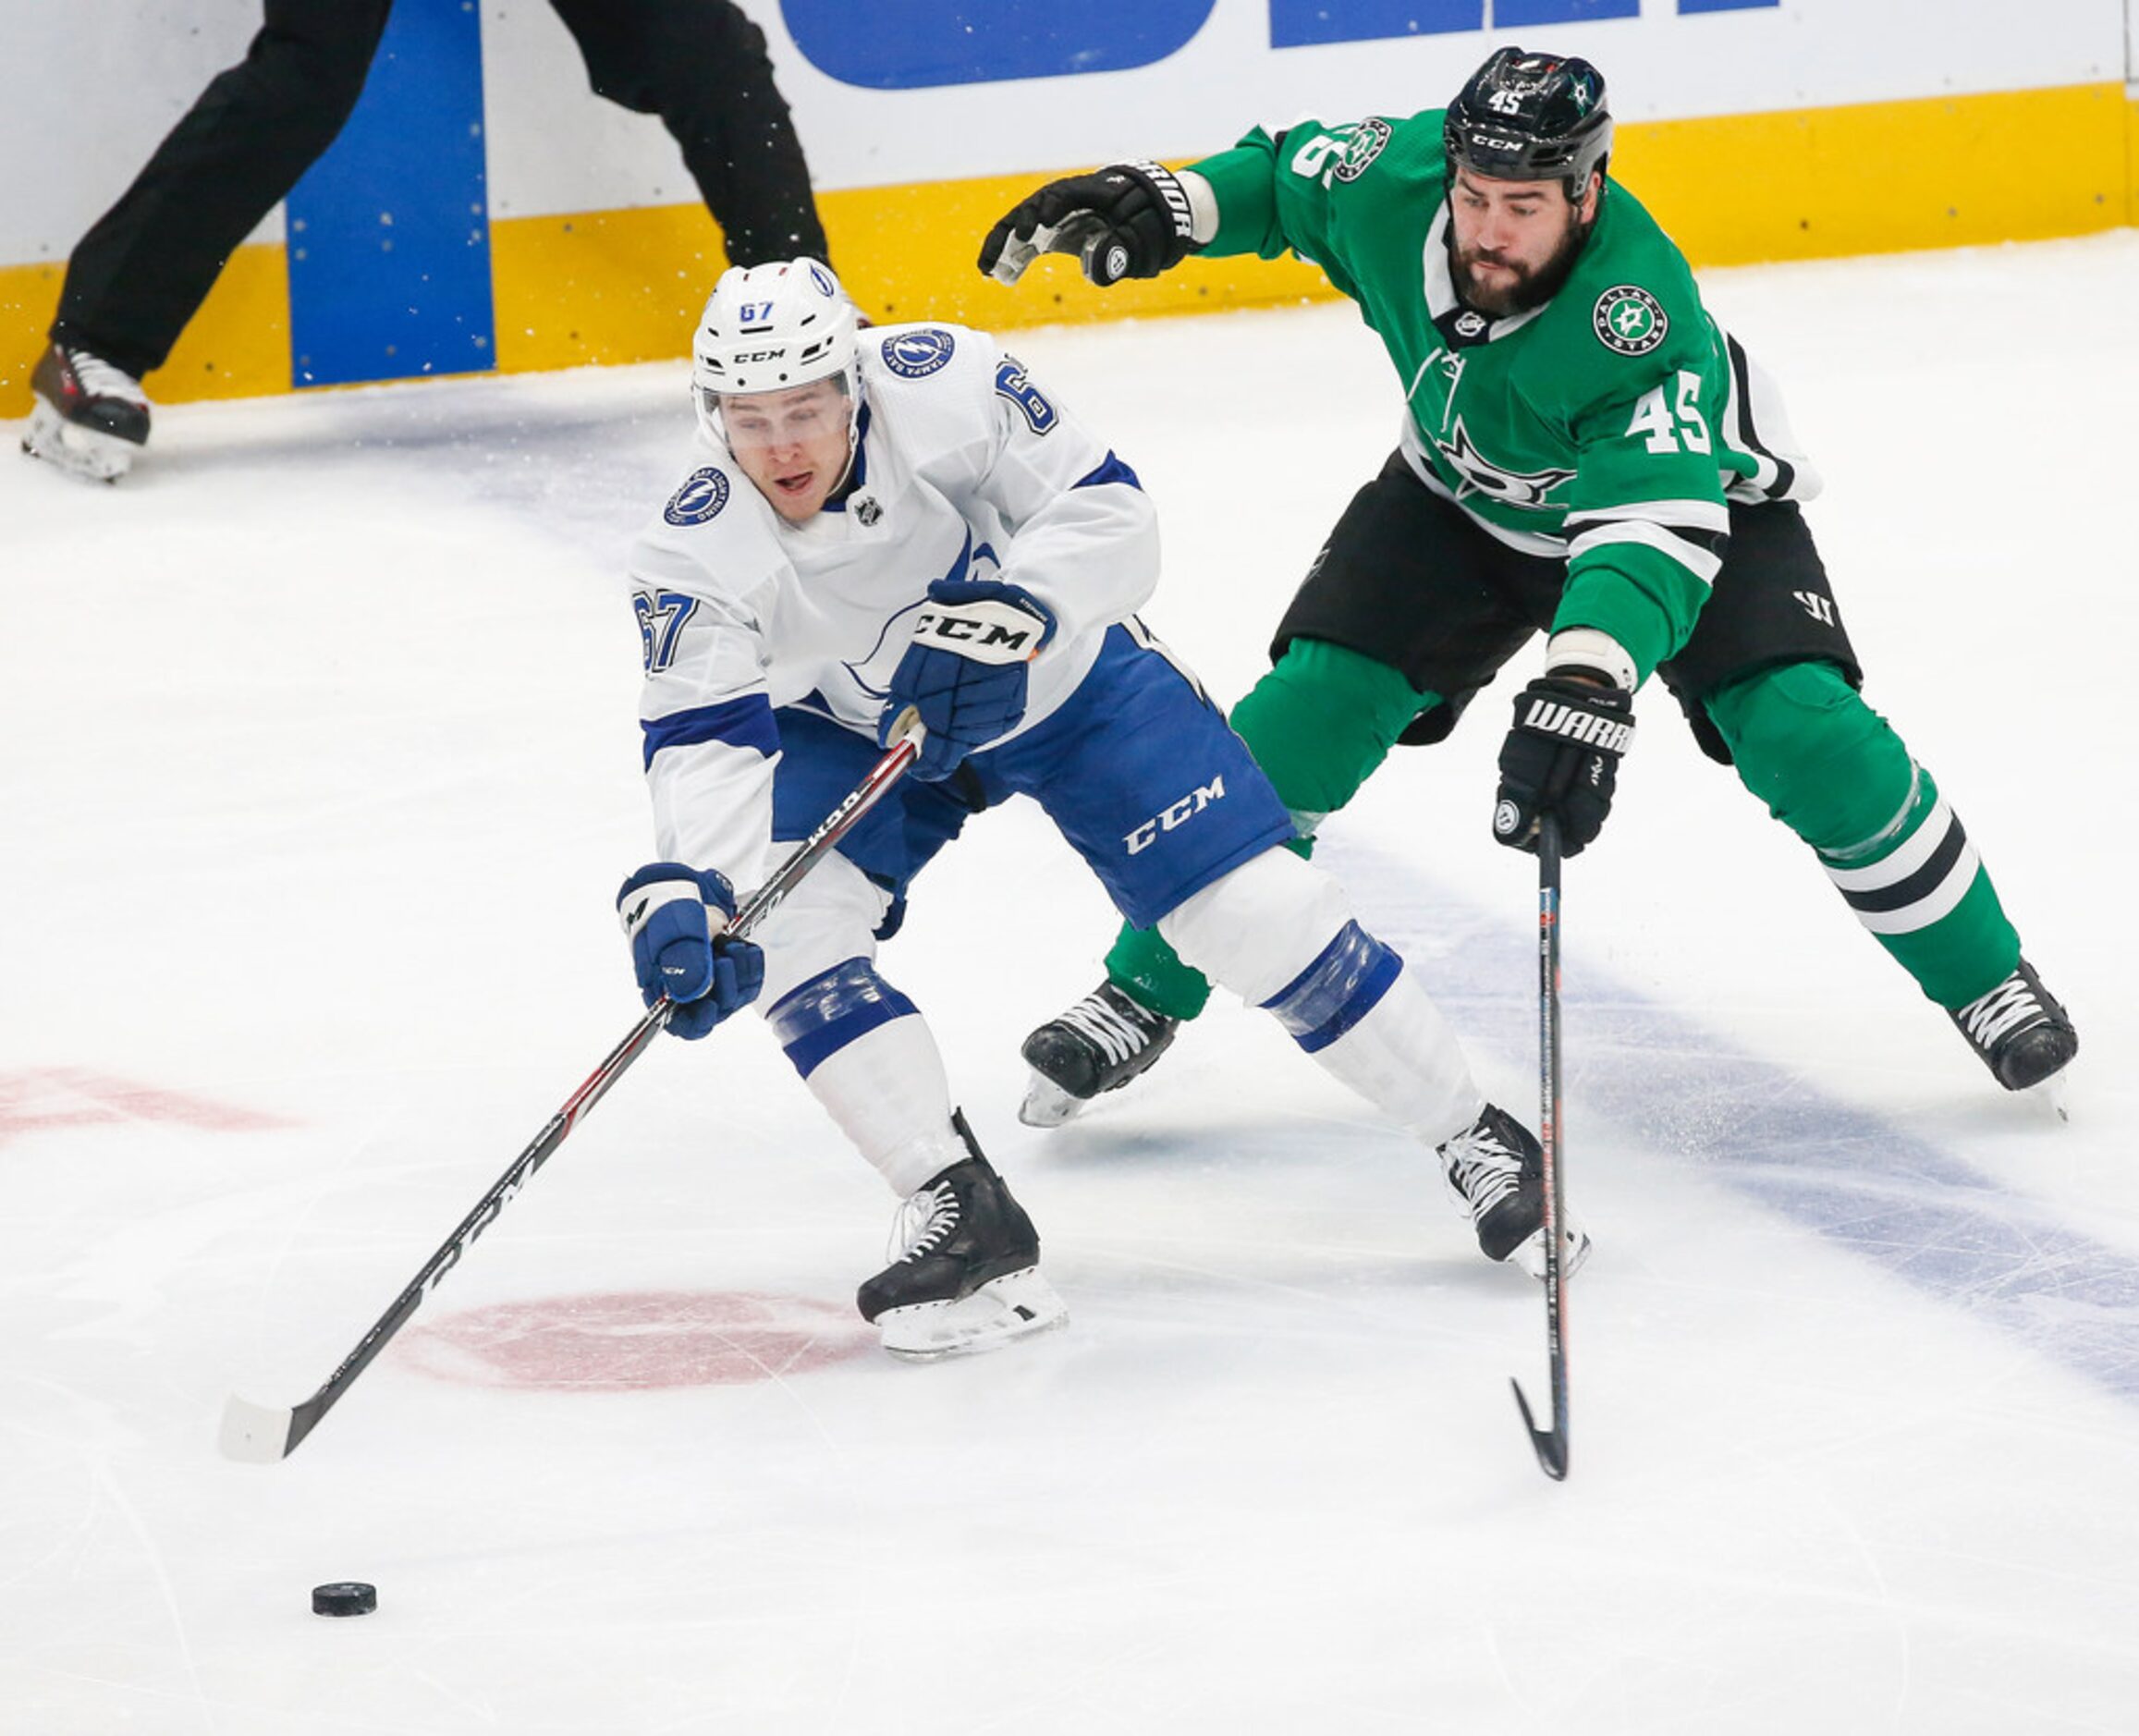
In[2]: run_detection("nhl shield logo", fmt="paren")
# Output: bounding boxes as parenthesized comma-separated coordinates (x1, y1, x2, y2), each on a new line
(1593, 285, 1668, 356)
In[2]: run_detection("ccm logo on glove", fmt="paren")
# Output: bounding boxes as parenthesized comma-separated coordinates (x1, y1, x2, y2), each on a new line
(911, 594, 1047, 663)
(616, 862, 765, 1039)
(884, 578, 1057, 783)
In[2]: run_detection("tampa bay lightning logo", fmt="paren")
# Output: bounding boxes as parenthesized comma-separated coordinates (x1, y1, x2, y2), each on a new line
(664, 466, 730, 526)
(882, 328, 956, 378)
(808, 261, 837, 298)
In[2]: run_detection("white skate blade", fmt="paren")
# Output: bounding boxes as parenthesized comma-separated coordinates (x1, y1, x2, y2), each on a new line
(2032, 1070, 2071, 1123)
(22, 398, 141, 483)
(1512, 1222, 1592, 1283)
(877, 1265, 1069, 1361)
(1017, 1070, 1090, 1129)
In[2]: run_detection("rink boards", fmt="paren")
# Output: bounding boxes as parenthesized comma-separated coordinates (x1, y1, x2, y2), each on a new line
(0, 0, 2134, 411)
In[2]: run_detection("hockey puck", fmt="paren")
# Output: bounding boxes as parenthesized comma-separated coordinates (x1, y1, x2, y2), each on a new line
(311, 1582, 377, 1617)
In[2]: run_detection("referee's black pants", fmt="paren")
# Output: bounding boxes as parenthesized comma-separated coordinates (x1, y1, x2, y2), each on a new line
(52, 0, 827, 381)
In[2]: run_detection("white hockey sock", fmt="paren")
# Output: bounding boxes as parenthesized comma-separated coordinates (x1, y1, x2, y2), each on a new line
(764, 959, 963, 1195)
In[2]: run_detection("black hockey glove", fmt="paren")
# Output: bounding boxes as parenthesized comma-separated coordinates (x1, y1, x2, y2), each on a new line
(979, 161, 1198, 288)
(1493, 675, 1636, 858)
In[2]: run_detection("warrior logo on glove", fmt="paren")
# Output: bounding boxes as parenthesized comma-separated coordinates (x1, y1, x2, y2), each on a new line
(1516, 692, 1633, 753)
(1493, 674, 1636, 857)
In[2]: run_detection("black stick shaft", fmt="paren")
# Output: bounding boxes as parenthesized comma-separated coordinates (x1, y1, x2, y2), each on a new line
(230, 723, 923, 1461)
(1512, 814, 1570, 1479)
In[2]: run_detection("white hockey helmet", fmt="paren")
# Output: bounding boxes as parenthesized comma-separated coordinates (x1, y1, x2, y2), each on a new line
(691, 258, 862, 445)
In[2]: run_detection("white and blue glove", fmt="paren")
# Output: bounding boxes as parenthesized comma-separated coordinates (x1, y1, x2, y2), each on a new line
(882, 578, 1056, 781)
(617, 863, 765, 1039)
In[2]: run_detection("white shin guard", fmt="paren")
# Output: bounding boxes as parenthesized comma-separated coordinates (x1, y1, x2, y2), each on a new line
(1159, 849, 1484, 1144)
(1306, 971, 1485, 1147)
(746, 856, 968, 1195)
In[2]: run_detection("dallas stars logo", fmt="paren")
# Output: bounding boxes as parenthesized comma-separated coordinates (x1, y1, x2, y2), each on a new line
(1593, 285, 1668, 356)
(1332, 117, 1393, 183)
(1433, 418, 1575, 509)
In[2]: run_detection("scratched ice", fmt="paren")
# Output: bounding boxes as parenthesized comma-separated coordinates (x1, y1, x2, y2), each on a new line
(3, 235, 2136, 1734)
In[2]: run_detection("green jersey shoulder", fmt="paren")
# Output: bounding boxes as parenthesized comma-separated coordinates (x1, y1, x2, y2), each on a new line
(1192, 107, 1816, 677)
(1200, 108, 1726, 482)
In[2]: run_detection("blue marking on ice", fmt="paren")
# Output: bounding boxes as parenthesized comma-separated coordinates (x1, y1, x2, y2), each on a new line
(1338, 839, 2139, 1403)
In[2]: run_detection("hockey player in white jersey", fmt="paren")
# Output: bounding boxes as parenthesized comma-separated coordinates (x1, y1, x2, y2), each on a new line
(619, 258, 1584, 1361)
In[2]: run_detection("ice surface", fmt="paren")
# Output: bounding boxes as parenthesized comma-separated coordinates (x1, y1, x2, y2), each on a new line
(4, 234, 2136, 1733)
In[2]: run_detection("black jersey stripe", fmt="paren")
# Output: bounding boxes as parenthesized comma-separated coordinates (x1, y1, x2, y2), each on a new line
(1726, 334, 1797, 498)
(1836, 813, 1971, 915)
(1566, 520, 1724, 585)
(1564, 515, 1730, 558)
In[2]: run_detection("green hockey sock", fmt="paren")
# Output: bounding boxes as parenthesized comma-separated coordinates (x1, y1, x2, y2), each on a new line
(1105, 641, 1439, 1022)
(1228, 640, 1442, 834)
(1705, 663, 2020, 1009)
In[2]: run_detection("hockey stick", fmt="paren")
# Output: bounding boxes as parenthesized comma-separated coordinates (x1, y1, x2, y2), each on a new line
(1510, 813, 1570, 1481)
(219, 712, 926, 1463)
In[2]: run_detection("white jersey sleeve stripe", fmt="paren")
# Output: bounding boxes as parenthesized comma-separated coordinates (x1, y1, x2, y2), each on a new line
(1566, 518, 1726, 585)
(1718, 330, 1821, 505)
(1563, 497, 1730, 534)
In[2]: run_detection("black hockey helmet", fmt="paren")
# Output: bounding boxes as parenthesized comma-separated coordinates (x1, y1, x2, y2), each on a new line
(1444, 47, 1612, 201)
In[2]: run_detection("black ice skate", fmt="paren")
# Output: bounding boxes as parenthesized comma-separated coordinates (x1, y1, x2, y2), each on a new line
(22, 343, 152, 483)
(1436, 1104, 1591, 1280)
(1950, 957, 2077, 1092)
(1018, 980, 1180, 1127)
(858, 1114, 1068, 1360)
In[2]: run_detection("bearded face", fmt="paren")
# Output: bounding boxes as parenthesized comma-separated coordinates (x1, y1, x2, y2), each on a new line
(1448, 166, 1600, 318)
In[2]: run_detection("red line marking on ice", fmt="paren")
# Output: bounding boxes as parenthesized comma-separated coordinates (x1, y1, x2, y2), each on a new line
(397, 1290, 878, 1391)
(0, 1068, 292, 1144)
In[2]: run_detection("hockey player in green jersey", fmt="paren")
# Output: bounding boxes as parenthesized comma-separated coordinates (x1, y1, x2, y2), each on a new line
(978, 44, 2076, 1124)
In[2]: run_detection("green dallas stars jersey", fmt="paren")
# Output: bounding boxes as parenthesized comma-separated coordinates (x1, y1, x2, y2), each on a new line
(1190, 109, 1817, 684)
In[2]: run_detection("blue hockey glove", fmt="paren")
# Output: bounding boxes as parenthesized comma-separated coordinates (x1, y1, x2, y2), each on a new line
(616, 863, 764, 1039)
(881, 578, 1056, 781)
(1493, 675, 1636, 858)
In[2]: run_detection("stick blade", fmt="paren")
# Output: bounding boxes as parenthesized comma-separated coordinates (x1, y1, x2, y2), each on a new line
(219, 1393, 298, 1463)
(1510, 1376, 1569, 1481)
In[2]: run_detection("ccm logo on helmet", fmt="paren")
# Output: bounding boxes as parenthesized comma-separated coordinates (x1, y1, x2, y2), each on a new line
(732, 348, 789, 363)
(1124, 777, 1226, 855)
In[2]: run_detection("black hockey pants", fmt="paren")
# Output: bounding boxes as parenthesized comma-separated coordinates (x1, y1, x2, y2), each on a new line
(52, 0, 826, 381)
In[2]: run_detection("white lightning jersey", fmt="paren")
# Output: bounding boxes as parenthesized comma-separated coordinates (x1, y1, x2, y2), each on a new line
(628, 323, 1160, 894)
